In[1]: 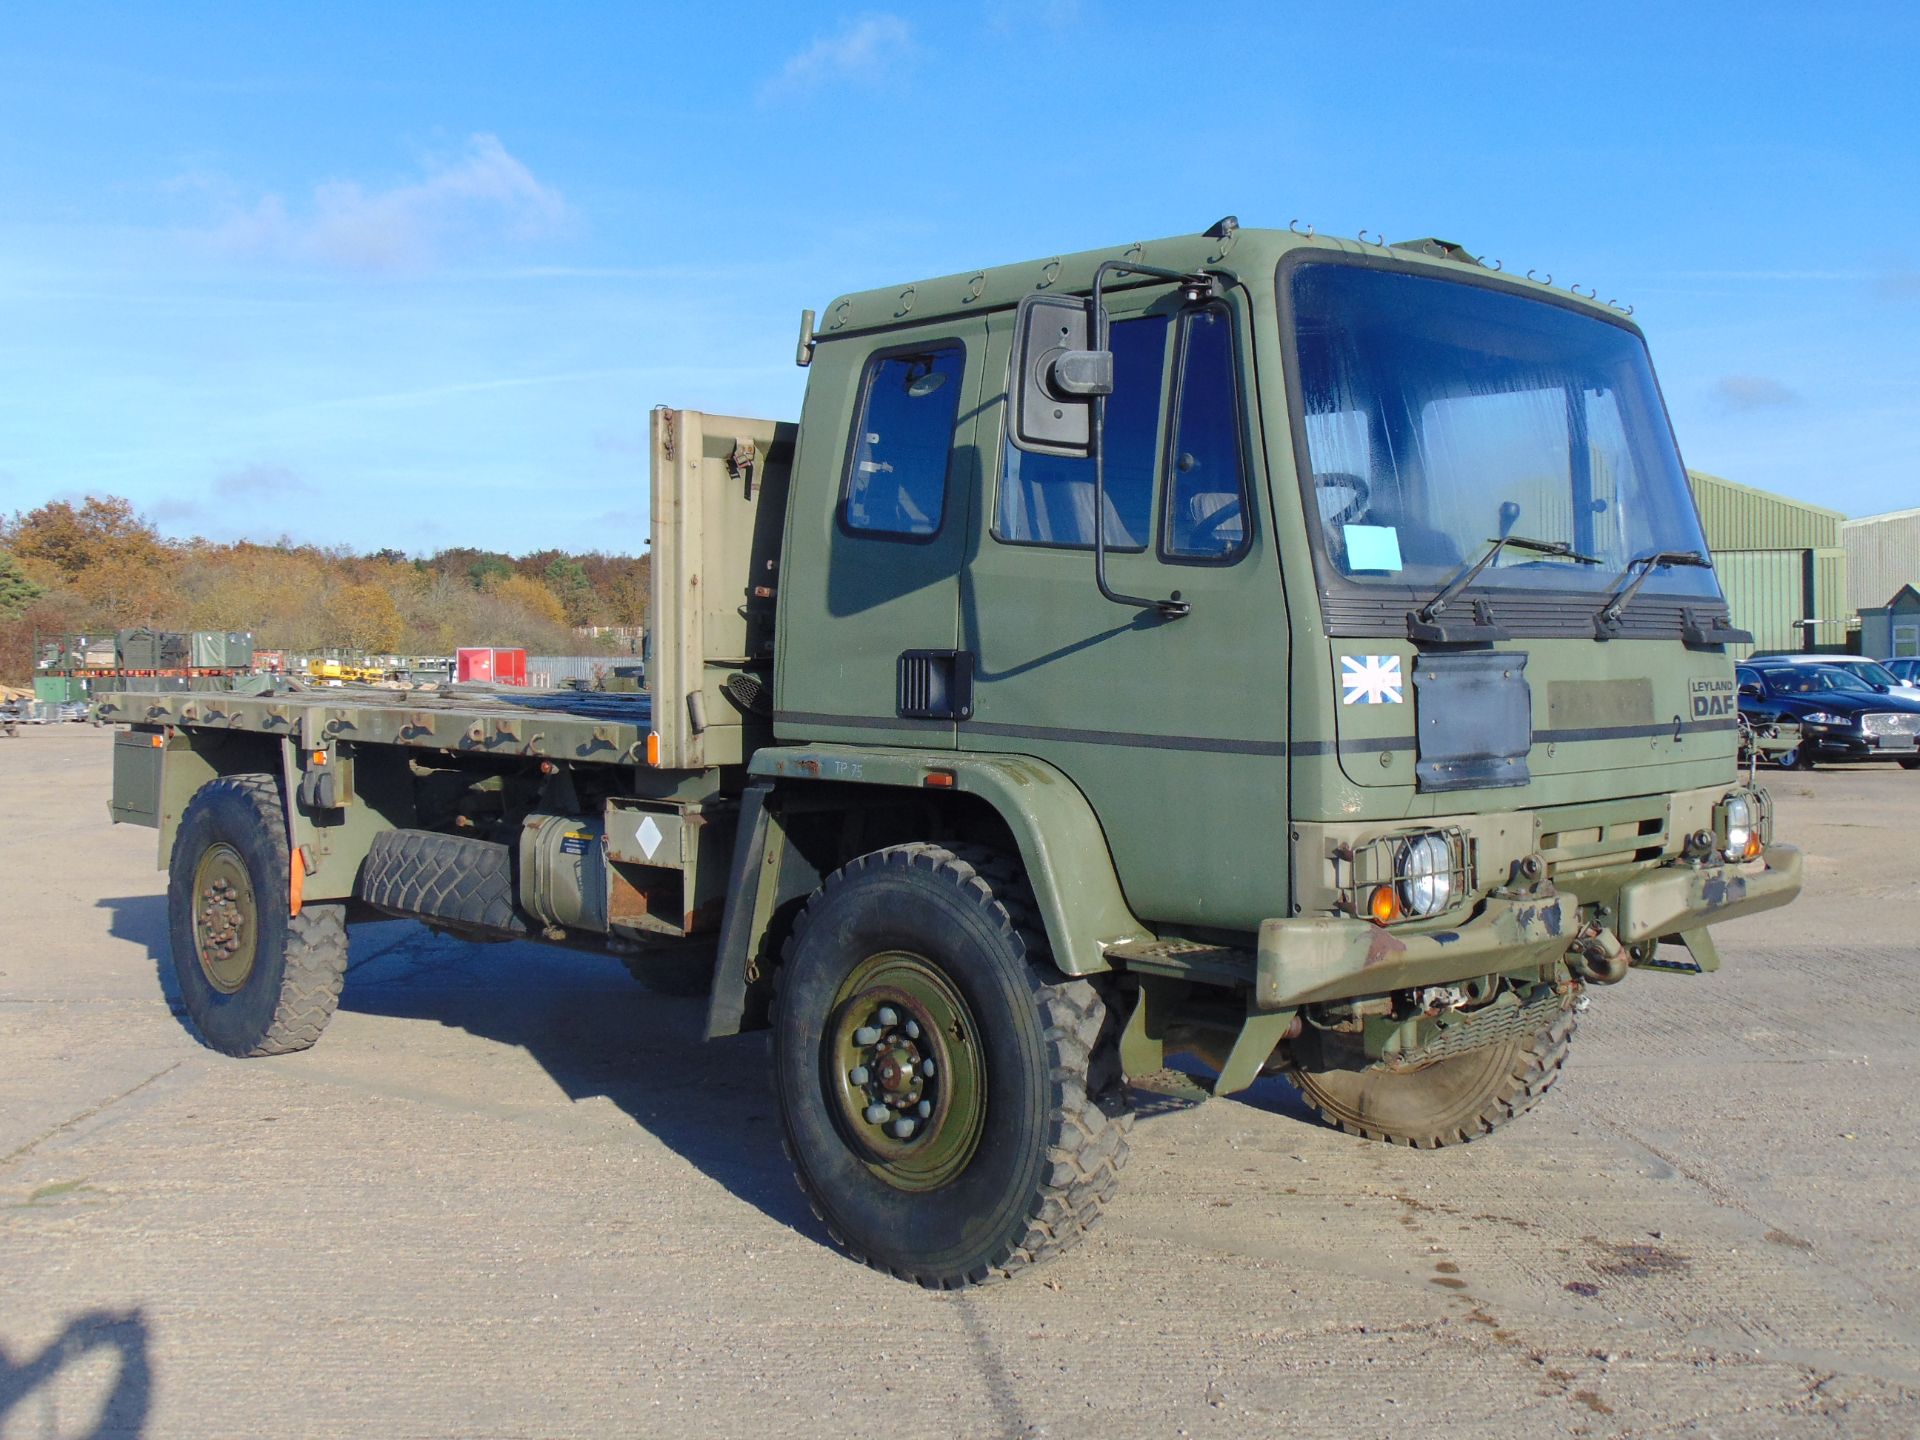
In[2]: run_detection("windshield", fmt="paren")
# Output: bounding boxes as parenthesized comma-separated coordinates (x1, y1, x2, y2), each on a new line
(1286, 260, 1719, 604)
(1765, 668, 1872, 696)
(1845, 660, 1903, 687)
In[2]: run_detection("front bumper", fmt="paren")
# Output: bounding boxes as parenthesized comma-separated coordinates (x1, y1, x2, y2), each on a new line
(1808, 732, 1916, 761)
(1253, 845, 1803, 1011)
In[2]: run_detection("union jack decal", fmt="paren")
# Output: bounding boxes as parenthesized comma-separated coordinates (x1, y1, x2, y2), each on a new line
(1341, 654, 1404, 705)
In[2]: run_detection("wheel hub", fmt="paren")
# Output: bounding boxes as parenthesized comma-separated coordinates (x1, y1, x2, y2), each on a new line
(827, 955, 984, 1192)
(191, 843, 258, 994)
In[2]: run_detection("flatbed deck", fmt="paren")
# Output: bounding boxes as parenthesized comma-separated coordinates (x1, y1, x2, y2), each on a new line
(95, 684, 657, 766)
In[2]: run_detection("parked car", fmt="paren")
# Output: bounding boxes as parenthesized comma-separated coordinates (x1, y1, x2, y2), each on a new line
(1747, 653, 1920, 702)
(1735, 663, 1920, 769)
(1881, 657, 1920, 686)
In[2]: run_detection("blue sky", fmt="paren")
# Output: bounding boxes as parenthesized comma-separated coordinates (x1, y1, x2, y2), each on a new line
(1, 1, 1914, 554)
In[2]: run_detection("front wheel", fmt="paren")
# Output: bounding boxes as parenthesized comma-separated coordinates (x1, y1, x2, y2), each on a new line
(1287, 999, 1577, 1148)
(772, 843, 1130, 1287)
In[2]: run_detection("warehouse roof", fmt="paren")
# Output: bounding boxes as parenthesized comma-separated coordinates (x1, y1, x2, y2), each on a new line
(1686, 470, 1843, 552)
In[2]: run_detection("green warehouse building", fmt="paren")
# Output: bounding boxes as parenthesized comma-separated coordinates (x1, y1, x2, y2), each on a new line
(1685, 471, 1847, 660)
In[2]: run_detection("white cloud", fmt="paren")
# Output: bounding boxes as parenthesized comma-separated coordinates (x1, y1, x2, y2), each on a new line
(1712, 374, 1799, 412)
(213, 463, 300, 500)
(197, 134, 571, 272)
(761, 14, 915, 103)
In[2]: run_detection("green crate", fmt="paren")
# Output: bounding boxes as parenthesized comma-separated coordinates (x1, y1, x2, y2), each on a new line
(33, 675, 85, 703)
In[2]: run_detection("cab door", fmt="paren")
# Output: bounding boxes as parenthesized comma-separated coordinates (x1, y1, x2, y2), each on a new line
(960, 285, 1292, 932)
(775, 320, 987, 750)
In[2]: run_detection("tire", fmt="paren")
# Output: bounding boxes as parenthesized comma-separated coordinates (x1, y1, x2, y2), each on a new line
(771, 843, 1131, 1288)
(167, 774, 348, 1057)
(1900, 757, 1920, 771)
(359, 829, 527, 935)
(1783, 746, 1816, 771)
(1288, 1000, 1577, 1149)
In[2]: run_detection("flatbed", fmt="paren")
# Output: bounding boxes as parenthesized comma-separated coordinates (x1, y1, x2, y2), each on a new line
(97, 684, 656, 766)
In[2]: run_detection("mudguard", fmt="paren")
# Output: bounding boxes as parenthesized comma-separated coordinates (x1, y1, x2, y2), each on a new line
(706, 745, 1150, 1038)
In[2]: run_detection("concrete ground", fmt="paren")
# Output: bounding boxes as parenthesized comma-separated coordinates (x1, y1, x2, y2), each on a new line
(1, 725, 1916, 1439)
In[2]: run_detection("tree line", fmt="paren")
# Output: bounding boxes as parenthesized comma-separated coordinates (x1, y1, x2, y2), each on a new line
(0, 496, 649, 682)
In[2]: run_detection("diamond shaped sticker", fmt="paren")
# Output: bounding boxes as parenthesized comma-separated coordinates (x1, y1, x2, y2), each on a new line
(635, 814, 664, 862)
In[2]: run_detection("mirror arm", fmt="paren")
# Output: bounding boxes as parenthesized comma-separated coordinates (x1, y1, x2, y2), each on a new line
(1087, 258, 1210, 620)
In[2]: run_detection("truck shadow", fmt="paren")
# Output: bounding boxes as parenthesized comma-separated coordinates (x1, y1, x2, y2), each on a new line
(95, 897, 1324, 1249)
(0, 1307, 152, 1439)
(336, 921, 833, 1243)
(95, 894, 187, 1021)
(95, 895, 827, 1240)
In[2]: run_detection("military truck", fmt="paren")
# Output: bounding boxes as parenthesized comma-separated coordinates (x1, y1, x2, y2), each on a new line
(99, 219, 1802, 1287)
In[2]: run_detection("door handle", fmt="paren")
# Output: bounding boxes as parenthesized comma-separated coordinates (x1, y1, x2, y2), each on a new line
(897, 651, 975, 720)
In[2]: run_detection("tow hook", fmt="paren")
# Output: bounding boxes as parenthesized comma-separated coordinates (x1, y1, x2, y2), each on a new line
(1567, 925, 1630, 985)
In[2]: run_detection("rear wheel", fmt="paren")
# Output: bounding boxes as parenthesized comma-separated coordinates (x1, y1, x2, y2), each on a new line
(1900, 757, 1920, 771)
(167, 774, 348, 1057)
(771, 843, 1130, 1287)
(1288, 1000, 1577, 1148)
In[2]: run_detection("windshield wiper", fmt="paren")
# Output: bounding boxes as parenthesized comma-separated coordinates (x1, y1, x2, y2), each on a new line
(1408, 534, 1600, 645)
(1593, 550, 1710, 638)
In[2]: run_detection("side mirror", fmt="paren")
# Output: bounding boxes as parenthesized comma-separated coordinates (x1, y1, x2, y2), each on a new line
(1009, 293, 1110, 457)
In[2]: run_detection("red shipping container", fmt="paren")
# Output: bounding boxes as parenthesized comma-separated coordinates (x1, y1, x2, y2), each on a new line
(456, 647, 528, 686)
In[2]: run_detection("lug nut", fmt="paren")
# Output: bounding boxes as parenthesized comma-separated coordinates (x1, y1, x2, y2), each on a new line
(916, 1100, 931, 1118)
(877, 1006, 899, 1027)
(853, 1026, 881, 1046)
(904, 1020, 920, 1039)
(849, 1066, 869, 1085)
(920, 1059, 936, 1078)
(888, 1118, 914, 1139)
(863, 1104, 889, 1125)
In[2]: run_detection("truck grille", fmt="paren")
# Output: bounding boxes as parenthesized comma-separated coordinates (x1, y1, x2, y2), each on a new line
(1862, 712, 1920, 738)
(1538, 794, 1669, 873)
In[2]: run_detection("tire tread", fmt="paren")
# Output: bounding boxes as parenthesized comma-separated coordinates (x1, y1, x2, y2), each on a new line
(177, 773, 349, 1057)
(1287, 1002, 1578, 1148)
(774, 841, 1132, 1287)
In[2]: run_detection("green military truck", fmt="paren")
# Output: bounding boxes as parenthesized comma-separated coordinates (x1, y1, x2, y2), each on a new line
(100, 220, 1801, 1287)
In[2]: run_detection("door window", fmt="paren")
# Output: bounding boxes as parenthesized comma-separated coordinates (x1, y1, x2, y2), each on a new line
(995, 314, 1170, 549)
(842, 344, 966, 540)
(1162, 304, 1250, 561)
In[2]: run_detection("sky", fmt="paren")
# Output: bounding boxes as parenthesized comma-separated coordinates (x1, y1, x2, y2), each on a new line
(0, 1, 1915, 555)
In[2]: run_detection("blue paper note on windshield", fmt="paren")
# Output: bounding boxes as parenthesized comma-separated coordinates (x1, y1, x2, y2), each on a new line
(1343, 524, 1403, 572)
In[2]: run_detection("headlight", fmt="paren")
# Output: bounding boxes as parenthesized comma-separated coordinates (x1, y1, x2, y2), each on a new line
(1722, 795, 1753, 862)
(1799, 711, 1842, 726)
(1396, 833, 1454, 918)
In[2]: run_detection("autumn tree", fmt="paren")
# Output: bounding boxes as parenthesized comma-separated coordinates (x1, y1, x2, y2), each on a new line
(0, 550, 44, 619)
(321, 582, 404, 653)
(490, 573, 570, 630)
(541, 557, 595, 624)
(3, 496, 168, 581)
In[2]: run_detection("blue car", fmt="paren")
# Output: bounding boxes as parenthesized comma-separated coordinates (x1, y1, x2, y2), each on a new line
(1736, 662, 1920, 769)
